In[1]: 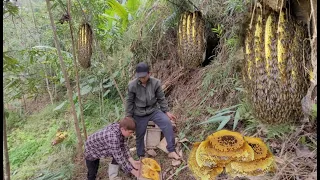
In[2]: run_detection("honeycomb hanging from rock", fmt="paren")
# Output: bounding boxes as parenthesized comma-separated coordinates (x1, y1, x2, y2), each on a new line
(77, 23, 93, 69)
(243, 7, 310, 124)
(177, 11, 206, 69)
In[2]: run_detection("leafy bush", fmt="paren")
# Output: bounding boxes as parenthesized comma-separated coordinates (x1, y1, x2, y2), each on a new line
(6, 110, 25, 131)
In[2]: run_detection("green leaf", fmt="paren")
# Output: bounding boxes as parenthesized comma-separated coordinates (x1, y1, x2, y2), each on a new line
(88, 77, 97, 84)
(80, 85, 92, 95)
(54, 101, 67, 111)
(107, 0, 128, 20)
(101, 12, 118, 21)
(198, 116, 230, 125)
(103, 90, 111, 97)
(75, 104, 80, 119)
(233, 107, 241, 130)
(211, 110, 235, 118)
(312, 104, 317, 119)
(115, 105, 120, 120)
(235, 87, 245, 92)
(92, 86, 102, 93)
(111, 71, 120, 79)
(60, 77, 65, 84)
(121, 19, 129, 32)
(107, 0, 129, 31)
(4, 111, 10, 119)
(3, 1, 19, 16)
(51, 1, 59, 10)
(217, 116, 231, 130)
(213, 104, 241, 115)
(125, 0, 141, 16)
(73, 94, 78, 104)
(103, 81, 114, 88)
(3, 54, 23, 72)
(300, 136, 306, 144)
(4, 54, 18, 65)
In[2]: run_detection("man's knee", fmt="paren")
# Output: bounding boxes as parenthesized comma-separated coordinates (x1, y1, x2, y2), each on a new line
(154, 112, 173, 130)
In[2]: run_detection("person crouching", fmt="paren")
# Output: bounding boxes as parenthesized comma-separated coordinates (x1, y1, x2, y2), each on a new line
(84, 117, 140, 180)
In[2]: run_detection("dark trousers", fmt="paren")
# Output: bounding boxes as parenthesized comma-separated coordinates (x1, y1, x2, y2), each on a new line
(133, 110, 175, 157)
(86, 158, 118, 180)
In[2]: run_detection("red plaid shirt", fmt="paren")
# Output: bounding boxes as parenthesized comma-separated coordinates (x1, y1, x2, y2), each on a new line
(84, 123, 133, 173)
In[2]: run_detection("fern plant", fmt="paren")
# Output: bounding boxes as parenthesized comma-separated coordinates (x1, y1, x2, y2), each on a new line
(211, 24, 223, 38)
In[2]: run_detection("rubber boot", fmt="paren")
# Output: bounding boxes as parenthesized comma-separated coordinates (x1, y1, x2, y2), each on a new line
(108, 163, 122, 180)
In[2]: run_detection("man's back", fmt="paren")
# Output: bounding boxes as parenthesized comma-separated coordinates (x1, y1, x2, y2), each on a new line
(85, 123, 124, 160)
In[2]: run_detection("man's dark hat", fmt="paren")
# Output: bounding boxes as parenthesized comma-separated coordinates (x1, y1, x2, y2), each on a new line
(136, 62, 149, 78)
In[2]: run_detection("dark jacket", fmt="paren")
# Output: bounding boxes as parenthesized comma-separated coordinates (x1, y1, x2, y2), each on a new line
(125, 77, 169, 117)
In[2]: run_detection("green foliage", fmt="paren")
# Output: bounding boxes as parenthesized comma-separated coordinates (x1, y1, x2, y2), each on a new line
(226, 34, 240, 52)
(126, 0, 141, 15)
(224, 0, 245, 16)
(6, 110, 25, 131)
(107, 0, 129, 30)
(199, 104, 242, 130)
(92, 0, 141, 42)
(53, 101, 67, 111)
(178, 118, 209, 143)
(264, 124, 295, 140)
(34, 165, 74, 180)
(311, 103, 317, 120)
(299, 135, 317, 150)
(3, 52, 24, 73)
(7, 103, 77, 179)
(84, 97, 124, 128)
(9, 140, 43, 169)
(3, 1, 19, 16)
(212, 24, 224, 38)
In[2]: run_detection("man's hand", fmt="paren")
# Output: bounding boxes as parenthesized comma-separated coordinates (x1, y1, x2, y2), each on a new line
(129, 157, 141, 170)
(166, 112, 177, 121)
(131, 160, 141, 170)
(130, 169, 140, 178)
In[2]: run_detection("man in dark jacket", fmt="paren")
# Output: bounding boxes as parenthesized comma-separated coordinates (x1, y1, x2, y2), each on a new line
(125, 62, 180, 160)
(84, 117, 140, 180)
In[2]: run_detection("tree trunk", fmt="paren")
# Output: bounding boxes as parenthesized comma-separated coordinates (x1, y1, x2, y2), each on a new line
(100, 80, 104, 115)
(43, 64, 54, 105)
(3, 105, 11, 180)
(67, 0, 87, 140)
(22, 94, 27, 114)
(99, 88, 102, 116)
(19, 98, 24, 117)
(54, 83, 57, 99)
(45, 0, 83, 150)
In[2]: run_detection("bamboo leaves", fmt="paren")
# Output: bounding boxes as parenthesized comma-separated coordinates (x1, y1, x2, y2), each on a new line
(199, 104, 243, 131)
